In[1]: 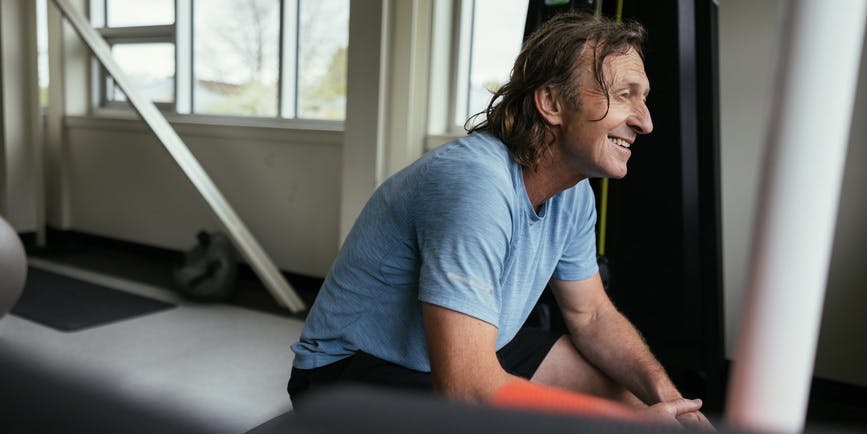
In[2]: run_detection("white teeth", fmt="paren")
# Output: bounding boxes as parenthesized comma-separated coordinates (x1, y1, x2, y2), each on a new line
(609, 137, 630, 148)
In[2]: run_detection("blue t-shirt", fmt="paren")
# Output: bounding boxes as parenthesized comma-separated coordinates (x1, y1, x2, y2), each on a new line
(291, 132, 599, 371)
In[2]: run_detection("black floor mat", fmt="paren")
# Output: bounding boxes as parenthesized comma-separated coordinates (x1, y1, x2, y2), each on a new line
(10, 268, 175, 332)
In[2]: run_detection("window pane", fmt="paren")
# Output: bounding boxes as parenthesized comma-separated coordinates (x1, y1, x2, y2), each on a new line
(194, 0, 279, 117)
(297, 0, 349, 120)
(107, 0, 174, 26)
(108, 43, 175, 104)
(37, 0, 49, 107)
(464, 0, 528, 124)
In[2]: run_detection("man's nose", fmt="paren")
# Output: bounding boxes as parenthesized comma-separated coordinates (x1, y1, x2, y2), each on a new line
(629, 103, 653, 135)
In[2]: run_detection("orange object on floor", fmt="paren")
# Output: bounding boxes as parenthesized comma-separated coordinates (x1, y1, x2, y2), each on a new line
(490, 381, 642, 422)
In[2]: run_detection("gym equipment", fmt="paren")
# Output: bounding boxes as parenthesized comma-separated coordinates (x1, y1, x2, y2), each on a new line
(524, 2, 726, 409)
(50, 0, 306, 313)
(725, 0, 867, 432)
(490, 381, 640, 422)
(0, 216, 27, 318)
(585, 0, 727, 411)
(173, 231, 238, 301)
(248, 385, 734, 434)
(594, 0, 620, 293)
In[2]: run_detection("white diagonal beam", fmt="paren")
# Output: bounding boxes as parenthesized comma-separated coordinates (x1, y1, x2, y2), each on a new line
(51, 0, 306, 313)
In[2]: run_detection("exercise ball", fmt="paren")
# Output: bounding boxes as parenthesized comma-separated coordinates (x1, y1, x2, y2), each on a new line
(0, 216, 26, 318)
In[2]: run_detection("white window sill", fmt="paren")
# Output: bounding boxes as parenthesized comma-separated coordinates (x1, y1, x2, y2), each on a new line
(65, 110, 344, 145)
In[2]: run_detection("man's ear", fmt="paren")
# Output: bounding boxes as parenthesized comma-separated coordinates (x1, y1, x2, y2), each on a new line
(534, 85, 563, 126)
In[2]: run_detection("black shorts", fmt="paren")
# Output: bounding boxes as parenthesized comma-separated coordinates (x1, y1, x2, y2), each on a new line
(287, 327, 561, 408)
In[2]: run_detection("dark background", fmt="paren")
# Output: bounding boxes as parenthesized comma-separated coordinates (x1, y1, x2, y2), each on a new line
(525, 0, 725, 410)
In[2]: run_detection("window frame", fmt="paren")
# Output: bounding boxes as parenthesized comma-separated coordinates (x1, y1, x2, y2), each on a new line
(88, 0, 347, 126)
(91, 0, 177, 111)
(427, 0, 528, 138)
(100, 27, 177, 110)
(427, 0, 467, 137)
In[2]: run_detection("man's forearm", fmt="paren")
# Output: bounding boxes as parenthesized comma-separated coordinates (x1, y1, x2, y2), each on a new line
(566, 304, 681, 405)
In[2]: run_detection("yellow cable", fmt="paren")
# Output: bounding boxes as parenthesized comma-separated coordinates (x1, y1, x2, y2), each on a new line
(596, 0, 623, 257)
(599, 178, 609, 256)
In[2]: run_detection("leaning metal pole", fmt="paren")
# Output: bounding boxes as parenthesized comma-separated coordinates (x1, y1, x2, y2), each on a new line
(725, 0, 866, 432)
(51, 0, 306, 313)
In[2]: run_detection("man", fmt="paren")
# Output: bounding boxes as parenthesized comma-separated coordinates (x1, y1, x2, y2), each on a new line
(289, 11, 712, 429)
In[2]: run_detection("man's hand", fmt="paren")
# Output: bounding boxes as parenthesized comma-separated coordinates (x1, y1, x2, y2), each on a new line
(676, 408, 716, 431)
(638, 398, 715, 430)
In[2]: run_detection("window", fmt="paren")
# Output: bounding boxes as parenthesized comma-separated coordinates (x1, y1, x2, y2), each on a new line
(107, 0, 174, 26)
(37, 0, 49, 107)
(108, 43, 176, 104)
(454, 0, 528, 128)
(193, 0, 279, 116)
(91, 0, 175, 106)
(91, 0, 349, 121)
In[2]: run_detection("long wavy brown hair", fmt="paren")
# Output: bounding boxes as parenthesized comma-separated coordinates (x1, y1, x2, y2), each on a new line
(467, 11, 646, 170)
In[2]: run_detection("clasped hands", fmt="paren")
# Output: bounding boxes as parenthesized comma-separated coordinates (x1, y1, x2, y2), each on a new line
(638, 398, 715, 431)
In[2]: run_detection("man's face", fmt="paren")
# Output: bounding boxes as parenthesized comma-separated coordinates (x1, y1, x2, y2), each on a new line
(556, 47, 653, 179)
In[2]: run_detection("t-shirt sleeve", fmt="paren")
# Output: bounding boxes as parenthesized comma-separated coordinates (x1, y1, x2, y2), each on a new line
(552, 181, 599, 281)
(413, 161, 511, 327)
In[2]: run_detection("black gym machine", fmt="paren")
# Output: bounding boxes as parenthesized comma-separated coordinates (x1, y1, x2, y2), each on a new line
(524, 0, 726, 413)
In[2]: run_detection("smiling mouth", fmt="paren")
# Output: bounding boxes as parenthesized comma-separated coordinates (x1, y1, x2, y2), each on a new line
(608, 136, 631, 149)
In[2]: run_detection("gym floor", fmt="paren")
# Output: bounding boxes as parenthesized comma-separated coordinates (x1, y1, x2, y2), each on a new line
(3, 231, 866, 433)
(1, 232, 319, 433)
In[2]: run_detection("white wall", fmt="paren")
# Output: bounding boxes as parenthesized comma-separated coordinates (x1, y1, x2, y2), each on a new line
(720, 0, 867, 386)
(60, 118, 342, 277)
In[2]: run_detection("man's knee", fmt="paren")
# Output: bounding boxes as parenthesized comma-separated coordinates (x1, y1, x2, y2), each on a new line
(531, 336, 642, 407)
